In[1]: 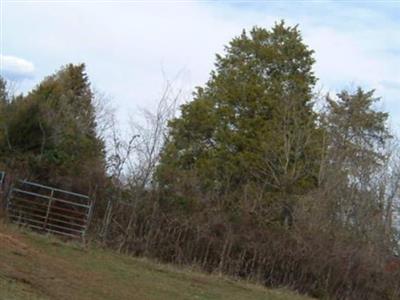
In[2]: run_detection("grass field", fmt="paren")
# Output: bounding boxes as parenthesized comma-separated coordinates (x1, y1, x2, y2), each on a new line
(0, 223, 312, 300)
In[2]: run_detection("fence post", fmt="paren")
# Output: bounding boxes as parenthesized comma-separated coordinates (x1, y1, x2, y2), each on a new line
(1, 172, 7, 210)
(44, 189, 54, 229)
(101, 198, 114, 244)
(5, 184, 13, 218)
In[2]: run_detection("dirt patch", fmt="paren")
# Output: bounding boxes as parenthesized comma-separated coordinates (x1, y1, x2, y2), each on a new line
(0, 232, 30, 256)
(5, 274, 34, 287)
(0, 232, 29, 249)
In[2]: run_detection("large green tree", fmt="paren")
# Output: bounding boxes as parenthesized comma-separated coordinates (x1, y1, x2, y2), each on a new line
(0, 64, 106, 191)
(157, 22, 321, 205)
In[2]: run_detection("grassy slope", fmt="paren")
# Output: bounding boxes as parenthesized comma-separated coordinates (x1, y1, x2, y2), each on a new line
(0, 223, 312, 300)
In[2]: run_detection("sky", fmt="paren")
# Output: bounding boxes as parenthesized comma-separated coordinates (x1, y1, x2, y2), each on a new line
(1, 0, 400, 129)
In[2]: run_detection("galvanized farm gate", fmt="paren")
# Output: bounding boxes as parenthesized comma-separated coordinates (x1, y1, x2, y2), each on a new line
(6, 180, 93, 240)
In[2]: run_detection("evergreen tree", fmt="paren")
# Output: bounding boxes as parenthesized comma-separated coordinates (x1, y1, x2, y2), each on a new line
(0, 64, 105, 191)
(0, 77, 11, 154)
(157, 22, 321, 203)
(0, 77, 8, 104)
(324, 88, 391, 179)
(319, 88, 392, 237)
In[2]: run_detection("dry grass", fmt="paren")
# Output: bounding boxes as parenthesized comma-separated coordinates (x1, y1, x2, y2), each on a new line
(0, 223, 312, 300)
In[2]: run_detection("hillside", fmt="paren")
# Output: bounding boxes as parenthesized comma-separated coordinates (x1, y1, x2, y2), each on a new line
(0, 223, 311, 300)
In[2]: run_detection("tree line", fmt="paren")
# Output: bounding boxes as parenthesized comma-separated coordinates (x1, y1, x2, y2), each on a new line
(1, 22, 400, 299)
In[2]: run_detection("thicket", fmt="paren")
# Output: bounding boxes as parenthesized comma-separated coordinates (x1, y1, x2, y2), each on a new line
(1, 22, 400, 299)
(0, 64, 106, 192)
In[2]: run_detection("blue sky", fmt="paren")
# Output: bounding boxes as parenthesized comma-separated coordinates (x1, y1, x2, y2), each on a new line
(1, 0, 400, 129)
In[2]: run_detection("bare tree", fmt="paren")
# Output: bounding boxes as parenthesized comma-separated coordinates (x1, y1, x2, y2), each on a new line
(93, 89, 116, 143)
(128, 78, 182, 189)
(99, 77, 183, 246)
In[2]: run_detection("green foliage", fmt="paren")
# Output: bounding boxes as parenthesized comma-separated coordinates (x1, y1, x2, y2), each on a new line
(320, 88, 392, 238)
(324, 88, 391, 177)
(157, 22, 321, 203)
(0, 77, 9, 104)
(0, 64, 105, 191)
(0, 78, 11, 153)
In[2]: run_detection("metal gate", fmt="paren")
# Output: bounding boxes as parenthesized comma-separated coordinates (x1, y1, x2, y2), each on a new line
(6, 180, 92, 240)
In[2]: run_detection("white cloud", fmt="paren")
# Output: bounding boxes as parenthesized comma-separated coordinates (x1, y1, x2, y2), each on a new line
(1, 55, 35, 80)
